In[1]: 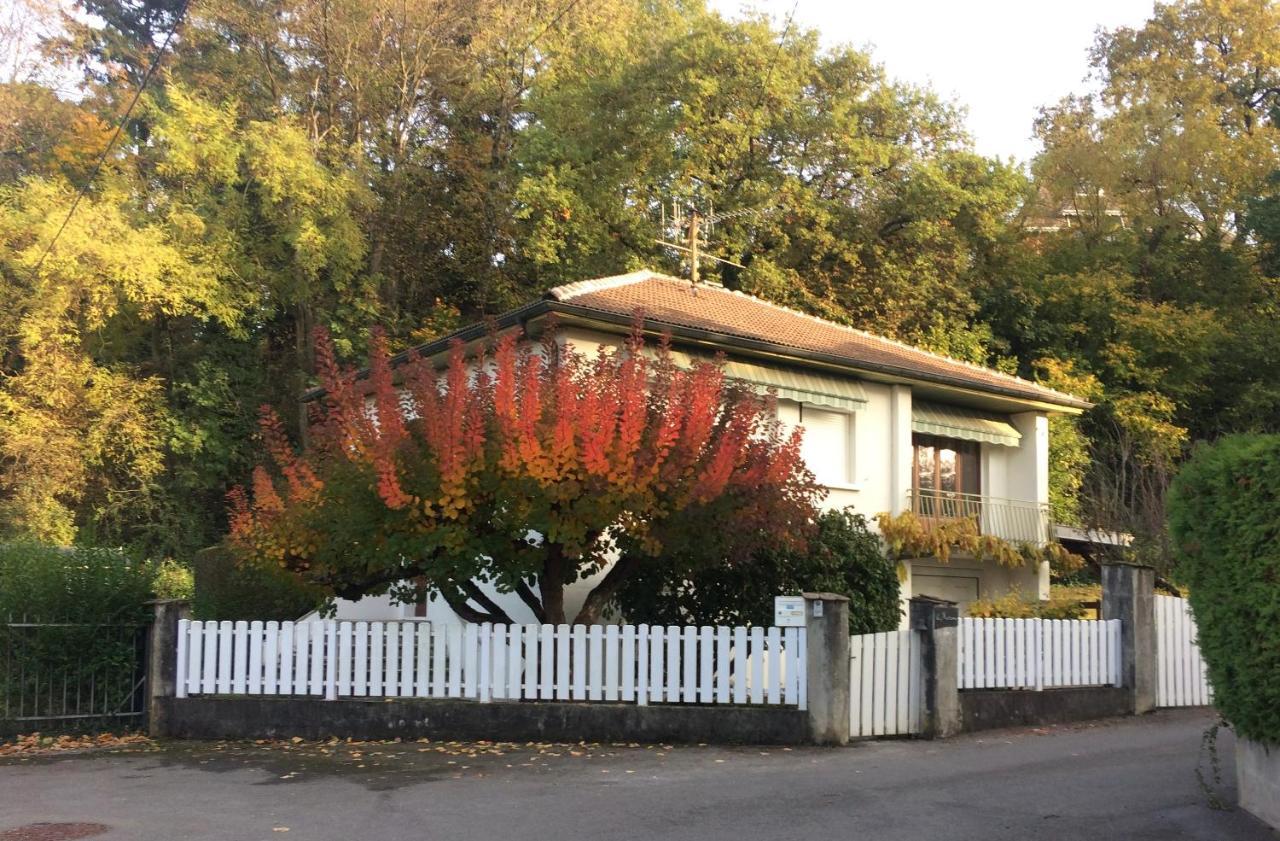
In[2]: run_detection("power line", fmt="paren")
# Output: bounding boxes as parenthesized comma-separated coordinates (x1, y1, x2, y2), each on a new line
(742, 0, 799, 154)
(28, 0, 193, 278)
(521, 0, 587, 58)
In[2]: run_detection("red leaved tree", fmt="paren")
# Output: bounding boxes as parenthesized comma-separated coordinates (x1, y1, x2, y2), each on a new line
(228, 321, 821, 624)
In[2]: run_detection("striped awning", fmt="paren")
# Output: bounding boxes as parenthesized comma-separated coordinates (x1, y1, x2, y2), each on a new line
(661, 350, 867, 412)
(912, 401, 1021, 447)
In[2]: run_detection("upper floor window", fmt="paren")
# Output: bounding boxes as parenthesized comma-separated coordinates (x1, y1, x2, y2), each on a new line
(912, 434, 980, 496)
(799, 405, 854, 487)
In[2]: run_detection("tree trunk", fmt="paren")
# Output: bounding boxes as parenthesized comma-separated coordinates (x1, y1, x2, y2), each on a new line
(572, 555, 638, 625)
(540, 548, 567, 625)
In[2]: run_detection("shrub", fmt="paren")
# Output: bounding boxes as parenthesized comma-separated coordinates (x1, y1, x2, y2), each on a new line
(151, 559, 195, 601)
(619, 508, 901, 634)
(191, 545, 324, 622)
(966, 589, 1087, 620)
(0, 542, 155, 623)
(1168, 434, 1280, 744)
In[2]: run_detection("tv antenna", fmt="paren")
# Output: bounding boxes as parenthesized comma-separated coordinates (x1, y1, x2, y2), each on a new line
(656, 200, 750, 286)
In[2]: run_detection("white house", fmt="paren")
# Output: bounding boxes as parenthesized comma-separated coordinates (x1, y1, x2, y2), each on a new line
(314, 270, 1090, 626)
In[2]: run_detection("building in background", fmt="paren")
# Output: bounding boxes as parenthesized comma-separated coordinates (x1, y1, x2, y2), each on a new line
(309, 271, 1090, 625)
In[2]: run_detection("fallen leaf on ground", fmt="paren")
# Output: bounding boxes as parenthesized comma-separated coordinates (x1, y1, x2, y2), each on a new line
(0, 732, 151, 757)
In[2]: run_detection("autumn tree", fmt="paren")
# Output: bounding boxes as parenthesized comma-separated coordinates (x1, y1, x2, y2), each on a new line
(228, 325, 821, 624)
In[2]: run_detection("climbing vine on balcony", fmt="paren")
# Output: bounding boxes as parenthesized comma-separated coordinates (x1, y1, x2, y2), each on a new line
(875, 511, 1084, 575)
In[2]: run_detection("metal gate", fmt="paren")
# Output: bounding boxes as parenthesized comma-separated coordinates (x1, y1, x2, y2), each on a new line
(1, 619, 148, 734)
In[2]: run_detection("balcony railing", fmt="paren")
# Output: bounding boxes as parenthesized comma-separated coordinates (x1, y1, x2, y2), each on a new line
(907, 489, 1052, 547)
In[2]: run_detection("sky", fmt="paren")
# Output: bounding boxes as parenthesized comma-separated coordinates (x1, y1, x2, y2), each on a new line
(709, 0, 1158, 163)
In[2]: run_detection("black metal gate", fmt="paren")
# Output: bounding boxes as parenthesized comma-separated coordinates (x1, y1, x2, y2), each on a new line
(1, 619, 148, 735)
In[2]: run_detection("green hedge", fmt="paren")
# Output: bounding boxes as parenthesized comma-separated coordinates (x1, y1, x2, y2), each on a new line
(1168, 434, 1280, 744)
(619, 508, 901, 634)
(192, 545, 324, 621)
(0, 542, 156, 623)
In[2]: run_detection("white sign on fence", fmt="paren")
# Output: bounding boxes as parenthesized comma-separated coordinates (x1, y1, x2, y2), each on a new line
(176, 620, 807, 710)
(773, 596, 805, 627)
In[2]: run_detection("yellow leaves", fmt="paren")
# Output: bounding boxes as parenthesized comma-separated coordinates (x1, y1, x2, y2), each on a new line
(148, 85, 242, 185)
(875, 510, 1080, 571)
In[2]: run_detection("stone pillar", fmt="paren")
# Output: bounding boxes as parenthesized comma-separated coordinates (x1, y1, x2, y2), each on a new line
(803, 592, 850, 745)
(1101, 563, 1156, 714)
(911, 597, 961, 738)
(147, 599, 191, 738)
(888, 385, 913, 515)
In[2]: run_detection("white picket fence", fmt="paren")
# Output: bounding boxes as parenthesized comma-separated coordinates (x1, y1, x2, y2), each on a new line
(958, 618, 1122, 690)
(1155, 595, 1212, 707)
(175, 620, 806, 708)
(849, 629, 924, 738)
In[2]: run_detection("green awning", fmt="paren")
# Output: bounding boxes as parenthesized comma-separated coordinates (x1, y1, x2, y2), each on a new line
(659, 350, 867, 412)
(912, 401, 1021, 447)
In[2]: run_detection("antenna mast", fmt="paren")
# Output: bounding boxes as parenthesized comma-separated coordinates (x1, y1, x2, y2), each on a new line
(655, 199, 746, 287)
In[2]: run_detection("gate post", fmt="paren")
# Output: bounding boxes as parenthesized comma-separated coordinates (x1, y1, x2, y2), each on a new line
(147, 599, 191, 738)
(803, 592, 850, 745)
(1101, 562, 1156, 714)
(911, 596, 961, 739)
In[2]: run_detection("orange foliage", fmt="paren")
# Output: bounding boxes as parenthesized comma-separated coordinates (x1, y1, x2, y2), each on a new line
(228, 320, 820, 622)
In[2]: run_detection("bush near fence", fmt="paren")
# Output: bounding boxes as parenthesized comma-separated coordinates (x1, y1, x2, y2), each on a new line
(620, 509, 900, 635)
(0, 543, 156, 734)
(1168, 434, 1280, 744)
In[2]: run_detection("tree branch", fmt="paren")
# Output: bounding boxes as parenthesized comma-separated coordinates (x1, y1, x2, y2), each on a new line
(572, 554, 640, 625)
(438, 584, 499, 624)
(459, 579, 515, 624)
(515, 578, 546, 623)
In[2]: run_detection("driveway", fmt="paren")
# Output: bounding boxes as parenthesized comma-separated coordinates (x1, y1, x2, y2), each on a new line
(0, 708, 1273, 841)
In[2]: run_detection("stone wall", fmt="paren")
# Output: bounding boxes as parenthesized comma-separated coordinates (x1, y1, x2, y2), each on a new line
(1236, 736, 1280, 830)
(160, 696, 808, 745)
(958, 687, 1132, 734)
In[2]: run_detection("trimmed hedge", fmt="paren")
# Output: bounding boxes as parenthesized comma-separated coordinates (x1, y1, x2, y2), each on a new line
(1168, 434, 1280, 744)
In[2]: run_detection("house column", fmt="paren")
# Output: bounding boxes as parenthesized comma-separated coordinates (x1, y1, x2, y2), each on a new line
(888, 385, 913, 515)
(1007, 411, 1049, 505)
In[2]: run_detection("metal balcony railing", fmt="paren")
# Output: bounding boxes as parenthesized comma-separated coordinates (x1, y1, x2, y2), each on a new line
(907, 489, 1052, 546)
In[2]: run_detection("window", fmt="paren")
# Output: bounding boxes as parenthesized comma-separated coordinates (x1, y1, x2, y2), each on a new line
(912, 434, 980, 496)
(799, 406, 854, 487)
(912, 435, 981, 519)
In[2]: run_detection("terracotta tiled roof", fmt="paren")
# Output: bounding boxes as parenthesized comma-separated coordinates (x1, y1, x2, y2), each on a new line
(547, 271, 1089, 410)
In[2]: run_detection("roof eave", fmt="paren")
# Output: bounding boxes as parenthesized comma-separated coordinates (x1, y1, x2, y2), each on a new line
(545, 302, 1094, 413)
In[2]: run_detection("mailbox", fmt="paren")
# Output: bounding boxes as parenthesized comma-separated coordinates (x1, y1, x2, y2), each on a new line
(909, 595, 959, 631)
(774, 595, 806, 627)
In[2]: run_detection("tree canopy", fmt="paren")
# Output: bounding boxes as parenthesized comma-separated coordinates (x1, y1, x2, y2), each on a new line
(0, 0, 1277, 577)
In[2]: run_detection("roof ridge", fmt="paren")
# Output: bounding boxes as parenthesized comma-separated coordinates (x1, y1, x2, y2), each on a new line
(558, 267, 1080, 401)
(547, 270, 671, 302)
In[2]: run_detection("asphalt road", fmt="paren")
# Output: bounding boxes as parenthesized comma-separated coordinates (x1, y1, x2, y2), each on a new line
(0, 708, 1274, 841)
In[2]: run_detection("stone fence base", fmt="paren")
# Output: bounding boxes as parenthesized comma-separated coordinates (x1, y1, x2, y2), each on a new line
(159, 697, 808, 745)
(959, 687, 1133, 734)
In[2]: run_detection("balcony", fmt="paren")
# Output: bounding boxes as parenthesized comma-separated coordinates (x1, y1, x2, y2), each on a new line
(907, 489, 1052, 547)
